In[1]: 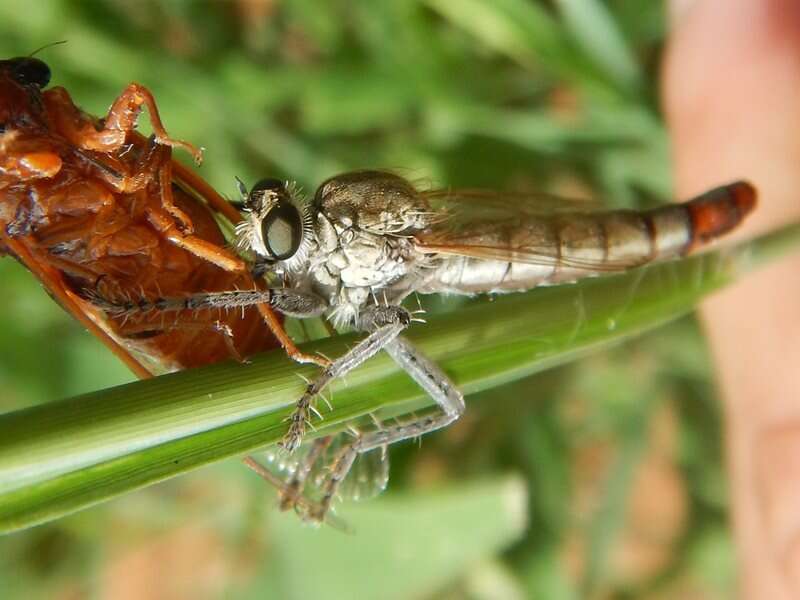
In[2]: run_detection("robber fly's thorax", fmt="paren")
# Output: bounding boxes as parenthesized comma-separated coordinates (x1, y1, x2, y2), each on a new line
(299, 172, 435, 323)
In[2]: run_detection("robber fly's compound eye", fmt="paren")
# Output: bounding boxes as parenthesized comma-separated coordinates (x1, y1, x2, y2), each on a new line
(260, 200, 303, 261)
(245, 177, 288, 211)
(235, 177, 312, 265)
(251, 178, 285, 195)
(7, 57, 51, 88)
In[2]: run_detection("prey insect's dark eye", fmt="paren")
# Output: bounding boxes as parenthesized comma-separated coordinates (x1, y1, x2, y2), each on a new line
(6, 57, 51, 88)
(261, 201, 303, 261)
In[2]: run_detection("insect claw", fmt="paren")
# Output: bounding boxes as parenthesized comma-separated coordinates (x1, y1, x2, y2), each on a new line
(193, 146, 205, 166)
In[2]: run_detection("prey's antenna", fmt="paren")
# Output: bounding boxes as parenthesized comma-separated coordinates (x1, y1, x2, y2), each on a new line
(29, 40, 68, 58)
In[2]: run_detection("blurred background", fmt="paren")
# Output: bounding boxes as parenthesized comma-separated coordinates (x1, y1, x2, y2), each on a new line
(0, 1, 734, 598)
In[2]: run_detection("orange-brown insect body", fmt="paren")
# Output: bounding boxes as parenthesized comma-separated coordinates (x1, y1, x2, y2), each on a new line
(0, 56, 278, 376)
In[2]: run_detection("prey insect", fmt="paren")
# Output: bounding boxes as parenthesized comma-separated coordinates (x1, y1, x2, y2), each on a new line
(0, 54, 325, 373)
(0, 55, 343, 522)
(105, 170, 757, 521)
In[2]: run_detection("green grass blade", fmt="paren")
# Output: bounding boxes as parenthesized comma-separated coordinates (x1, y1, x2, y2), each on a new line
(553, 0, 644, 93)
(0, 225, 798, 533)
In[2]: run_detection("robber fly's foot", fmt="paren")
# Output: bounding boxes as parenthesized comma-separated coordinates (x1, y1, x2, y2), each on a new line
(273, 472, 334, 527)
(278, 421, 307, 454)
(303, 506, 328, 525)
(277, 479, 305, 512)
(295, 501, 348, 531)
(279, 393, 319, 453)
(241, 455, 349, 531)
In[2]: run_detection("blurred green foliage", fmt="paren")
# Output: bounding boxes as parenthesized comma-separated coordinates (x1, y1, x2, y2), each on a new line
(0, 1, 737, 598)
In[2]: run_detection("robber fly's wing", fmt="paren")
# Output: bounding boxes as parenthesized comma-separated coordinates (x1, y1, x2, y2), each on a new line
(421, 187, 605, 217)
(333, 445, 390, 502)
(415, 188, 654, 272)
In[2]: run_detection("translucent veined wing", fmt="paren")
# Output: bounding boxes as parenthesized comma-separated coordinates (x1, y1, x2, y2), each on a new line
(414, 183, 756, 272)
(415, 187, 655, 272)
(421, 186, 604, 217)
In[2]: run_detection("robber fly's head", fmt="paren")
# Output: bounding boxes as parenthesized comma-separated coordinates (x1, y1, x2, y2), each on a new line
(235, 177, 314, 272)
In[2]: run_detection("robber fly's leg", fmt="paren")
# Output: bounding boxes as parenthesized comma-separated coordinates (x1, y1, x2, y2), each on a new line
(311, 439, 360, 520)
(309, 335, 463, 521)
(279, 305, 411, 453)
(88, 287, 328, 320)
(277, 435, 335, 512)
(240, 455, 351, 532)
(90, 286, 333, 368)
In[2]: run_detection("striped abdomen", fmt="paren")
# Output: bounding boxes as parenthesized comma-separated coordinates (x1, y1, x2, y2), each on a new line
(420, 181, 756, 295)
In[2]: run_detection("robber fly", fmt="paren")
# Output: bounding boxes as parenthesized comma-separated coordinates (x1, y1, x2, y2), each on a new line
(102, 170, 756, 521)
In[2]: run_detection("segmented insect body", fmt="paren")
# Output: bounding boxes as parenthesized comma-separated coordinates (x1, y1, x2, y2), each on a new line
(123, 170, 755, 520)
(0, 55, 293, 375)
(1, 55, 346, 524)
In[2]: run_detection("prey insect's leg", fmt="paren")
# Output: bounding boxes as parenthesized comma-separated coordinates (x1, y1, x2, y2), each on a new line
(279, 305, 412, 453)
(255, 303, 330, 368)
(145, 208, 246, 273)
(310, 336, 464, 520)
(154, 155, 194, 233)
(74, 137, 196, 233)
(45, 85, 203, 163)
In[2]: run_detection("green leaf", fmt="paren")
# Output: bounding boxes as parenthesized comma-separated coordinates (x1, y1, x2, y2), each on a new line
(0, 224, 798, 533)
(553, 0, 644, 93)
(262, 477, 528, 600)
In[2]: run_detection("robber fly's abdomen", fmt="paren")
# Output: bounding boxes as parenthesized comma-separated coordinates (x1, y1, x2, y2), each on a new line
(423, 181, 756, 294)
